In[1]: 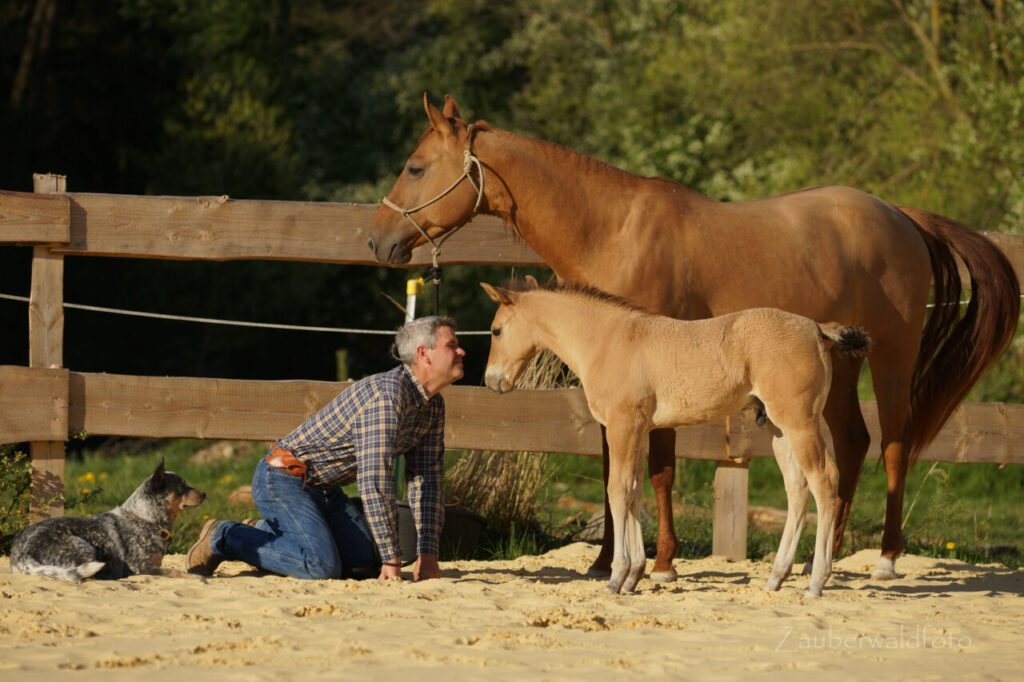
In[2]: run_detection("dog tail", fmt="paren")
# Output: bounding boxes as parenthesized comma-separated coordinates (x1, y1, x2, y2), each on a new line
(819, 323, 872, 358)
(12, 557, 105, 583)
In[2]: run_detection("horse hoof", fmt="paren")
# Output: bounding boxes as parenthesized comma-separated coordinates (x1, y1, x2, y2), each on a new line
(765, 576, 783, 592)
(870, 557, 899, 581)
(803, 589, 823, 598)
(604, 583, 622, 594)
(587, 567, 613, 579)
(648, 570, 678, 583)
(800, 562, 813, 576)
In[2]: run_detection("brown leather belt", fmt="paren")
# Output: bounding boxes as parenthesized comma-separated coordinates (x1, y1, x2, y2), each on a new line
(265, 442, 314, 486)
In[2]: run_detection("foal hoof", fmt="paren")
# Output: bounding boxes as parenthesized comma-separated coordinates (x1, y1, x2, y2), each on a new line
(586, 566, 613, 579)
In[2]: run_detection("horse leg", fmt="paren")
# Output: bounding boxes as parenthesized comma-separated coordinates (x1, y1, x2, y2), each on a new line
(586, 426, 614, 579)
(604, 419, 648, 594)
(803, 356, 868, 576)
(648, 428, 679, 582)
(869, 354, 916, 581)
(765, 429, 809, 592)
(798, 418, 839, 597)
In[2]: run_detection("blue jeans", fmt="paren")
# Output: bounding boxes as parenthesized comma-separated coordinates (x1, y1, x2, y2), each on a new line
(211, 457, 380, 580)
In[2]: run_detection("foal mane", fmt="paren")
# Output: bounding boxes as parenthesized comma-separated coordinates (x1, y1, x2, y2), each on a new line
(506, 279, 653, 315)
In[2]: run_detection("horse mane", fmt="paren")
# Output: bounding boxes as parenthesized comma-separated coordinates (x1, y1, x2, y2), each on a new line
(505, 279, 654, 315)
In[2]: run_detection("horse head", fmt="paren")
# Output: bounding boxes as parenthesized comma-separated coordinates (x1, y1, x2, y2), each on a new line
(481, 277, 540, 393)
(369, 94, 484, 264)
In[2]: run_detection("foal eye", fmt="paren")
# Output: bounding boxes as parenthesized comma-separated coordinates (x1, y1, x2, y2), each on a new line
(406, 165, 424, 178)
(491, 328, 501, 337)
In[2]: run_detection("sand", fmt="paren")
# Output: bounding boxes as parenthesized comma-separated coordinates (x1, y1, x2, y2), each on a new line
(2, 544, 1022, 681)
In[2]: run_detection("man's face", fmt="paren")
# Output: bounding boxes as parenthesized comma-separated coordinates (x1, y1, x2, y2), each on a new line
(423, 325, 465, 386)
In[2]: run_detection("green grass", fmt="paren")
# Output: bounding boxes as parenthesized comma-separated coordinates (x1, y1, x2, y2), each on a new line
(9, 439, 1020, 569)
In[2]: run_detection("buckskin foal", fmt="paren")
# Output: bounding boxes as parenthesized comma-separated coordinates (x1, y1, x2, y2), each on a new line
(482, 278, 870, 597)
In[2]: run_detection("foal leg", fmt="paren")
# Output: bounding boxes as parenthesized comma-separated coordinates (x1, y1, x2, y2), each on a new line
(604, 419, 648, 594)
(794, 418, 839, 598)
(648, 428, 679, 582)
(766, 429, 810, 593)
(589, 427, 678, 581)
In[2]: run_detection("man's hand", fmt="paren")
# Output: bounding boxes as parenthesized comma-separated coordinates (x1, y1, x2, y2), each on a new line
(413, 554, 441, 581)
(378, 562, 403, 581)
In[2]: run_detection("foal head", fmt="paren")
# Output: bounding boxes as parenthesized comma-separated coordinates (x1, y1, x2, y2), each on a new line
(481, 278, 542, 394)
(369, 93, 483, 264)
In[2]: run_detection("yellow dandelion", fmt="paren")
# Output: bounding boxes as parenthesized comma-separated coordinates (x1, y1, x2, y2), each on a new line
(79, 488, 90, 495)
(76, 472, 96, 484)
(203, 514, 210, 520)
(218, 475, 234, 485)
(946, 541, 956, 550)
(99, 472, 109, 480)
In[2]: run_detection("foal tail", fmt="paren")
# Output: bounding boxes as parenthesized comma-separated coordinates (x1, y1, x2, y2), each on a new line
(819, 324, 872, 358)
(898, 206, 1020, 461)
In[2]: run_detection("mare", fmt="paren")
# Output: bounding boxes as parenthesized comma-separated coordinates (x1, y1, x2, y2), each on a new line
(369, 94, 1020, 581)
(481, 278, 871, 597)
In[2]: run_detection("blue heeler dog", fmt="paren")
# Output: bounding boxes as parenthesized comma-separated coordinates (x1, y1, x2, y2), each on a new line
(11, 459, 205, 582)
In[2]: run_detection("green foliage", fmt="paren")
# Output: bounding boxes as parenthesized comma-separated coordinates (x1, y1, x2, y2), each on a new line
(0, 446, 35, 555)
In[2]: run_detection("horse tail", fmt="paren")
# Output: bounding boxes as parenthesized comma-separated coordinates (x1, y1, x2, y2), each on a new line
(819, 323, 872, 357)
(898, 206, 1020, 461)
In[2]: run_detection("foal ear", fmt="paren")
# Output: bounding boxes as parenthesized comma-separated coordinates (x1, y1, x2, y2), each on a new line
(481, 282, 516, 305)
(442, 94, 461, 120)
(524, 275, 539, 289)
(424, 92, 454, 139)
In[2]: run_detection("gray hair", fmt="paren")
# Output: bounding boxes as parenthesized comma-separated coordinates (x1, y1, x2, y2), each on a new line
(392, 316, 458, 365)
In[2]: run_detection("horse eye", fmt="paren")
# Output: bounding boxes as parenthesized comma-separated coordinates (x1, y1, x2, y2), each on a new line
(491, 328, 501, 337)
(407, 164, 424, 178)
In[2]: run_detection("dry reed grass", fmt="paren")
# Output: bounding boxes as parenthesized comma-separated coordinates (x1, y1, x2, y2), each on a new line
(443, 350, 576, 530)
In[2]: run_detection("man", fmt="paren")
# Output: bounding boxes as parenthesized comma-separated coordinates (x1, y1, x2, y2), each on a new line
(187, 315, 465, 581)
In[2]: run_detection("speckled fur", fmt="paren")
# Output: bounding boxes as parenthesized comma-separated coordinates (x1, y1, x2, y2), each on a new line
(10, 459, 205, 583)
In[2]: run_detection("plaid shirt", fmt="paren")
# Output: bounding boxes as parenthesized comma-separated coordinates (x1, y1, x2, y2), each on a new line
(279, 364, 445, 562)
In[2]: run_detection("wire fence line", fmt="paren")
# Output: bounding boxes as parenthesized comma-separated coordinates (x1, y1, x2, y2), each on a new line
(0, 293, 493, 336)
(2, 291, 1016, 338)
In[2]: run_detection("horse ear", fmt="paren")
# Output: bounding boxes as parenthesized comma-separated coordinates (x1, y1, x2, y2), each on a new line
(481, 282, 516, 305)
(442, 95, 461, 120)
(423, 92, 454, 139)
(524, 275, 539, 289)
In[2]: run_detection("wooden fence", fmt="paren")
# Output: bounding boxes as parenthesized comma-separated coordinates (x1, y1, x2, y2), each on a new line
(2, 173, 1023, 559)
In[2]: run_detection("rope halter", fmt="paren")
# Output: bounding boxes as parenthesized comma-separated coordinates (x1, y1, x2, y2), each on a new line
(380, 123, 485, 272)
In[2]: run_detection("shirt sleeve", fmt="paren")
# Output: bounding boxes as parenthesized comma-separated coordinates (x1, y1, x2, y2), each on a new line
(353, 390, 402, 563)
(405, 397, 445, 556)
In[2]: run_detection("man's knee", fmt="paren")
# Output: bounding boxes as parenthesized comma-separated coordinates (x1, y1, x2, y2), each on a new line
(302, 555, 343, 580)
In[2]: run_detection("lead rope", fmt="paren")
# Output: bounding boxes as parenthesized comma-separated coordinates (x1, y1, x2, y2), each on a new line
(381, 124, 485, 315)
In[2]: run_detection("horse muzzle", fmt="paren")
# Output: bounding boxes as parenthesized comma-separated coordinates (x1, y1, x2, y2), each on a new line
(484, 367, 513, 394)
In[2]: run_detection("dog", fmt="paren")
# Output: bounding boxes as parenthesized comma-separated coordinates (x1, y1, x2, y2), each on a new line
(10, 459, 205, 582)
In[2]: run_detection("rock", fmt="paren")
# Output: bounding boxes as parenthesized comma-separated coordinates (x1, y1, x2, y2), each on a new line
(227, 485, 254, 506)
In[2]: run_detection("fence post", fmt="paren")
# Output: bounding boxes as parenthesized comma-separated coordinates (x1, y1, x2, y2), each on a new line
(29, 172, 66, 520)
(711, 414, 752, 560)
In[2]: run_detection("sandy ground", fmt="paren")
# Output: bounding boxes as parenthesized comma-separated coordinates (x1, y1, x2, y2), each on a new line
(2, 544, 1022, 681)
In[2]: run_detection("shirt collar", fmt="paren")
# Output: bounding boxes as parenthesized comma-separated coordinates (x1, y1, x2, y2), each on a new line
(400, 364, 432, 404)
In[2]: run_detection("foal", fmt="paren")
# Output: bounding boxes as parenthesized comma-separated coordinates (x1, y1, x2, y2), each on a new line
(482, 278, 870, 597)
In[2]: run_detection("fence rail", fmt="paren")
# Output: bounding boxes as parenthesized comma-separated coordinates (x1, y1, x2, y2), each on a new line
(2, 175, 1023, 559)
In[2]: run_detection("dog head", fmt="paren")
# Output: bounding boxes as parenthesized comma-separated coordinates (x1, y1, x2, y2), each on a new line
(135, 458, 206, 527)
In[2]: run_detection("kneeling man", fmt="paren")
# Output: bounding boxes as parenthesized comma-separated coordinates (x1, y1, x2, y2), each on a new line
(187, 316, 465, 581)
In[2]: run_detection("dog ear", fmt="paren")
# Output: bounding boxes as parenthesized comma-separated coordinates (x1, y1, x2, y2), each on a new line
(146, 458, 167, 492)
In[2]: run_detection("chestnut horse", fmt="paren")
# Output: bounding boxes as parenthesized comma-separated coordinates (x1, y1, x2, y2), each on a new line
(482, 278, 871, 596)
(369, 94, 1020, 581)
